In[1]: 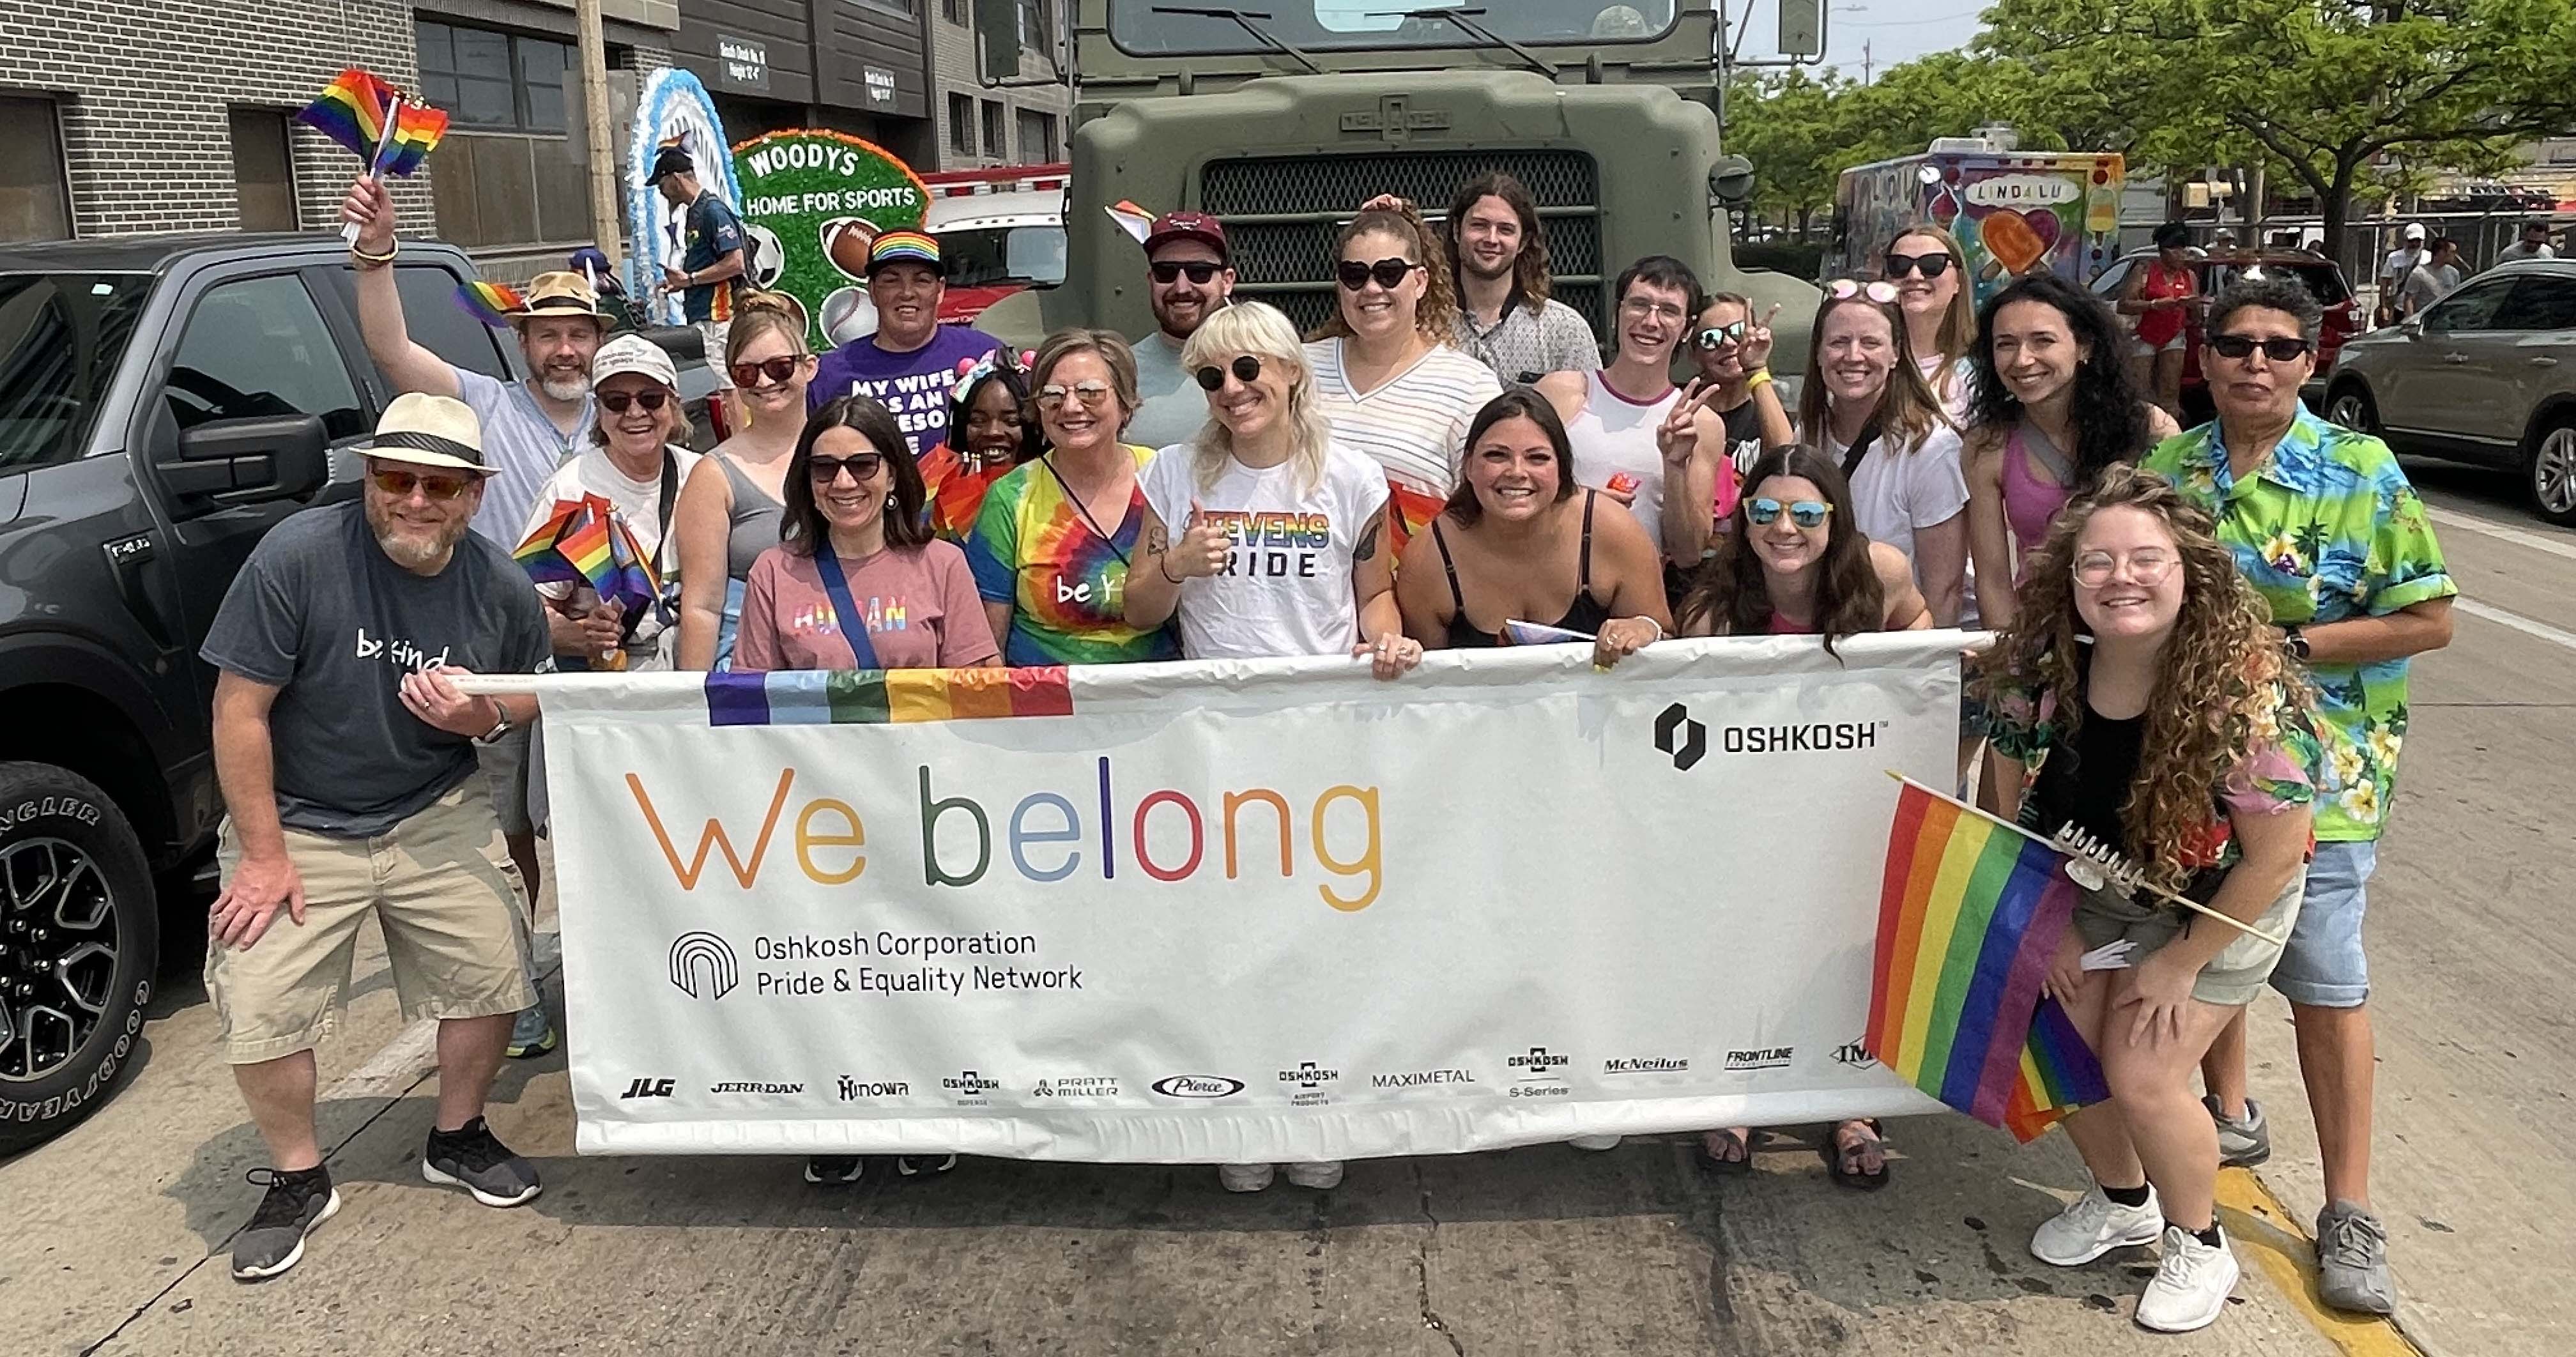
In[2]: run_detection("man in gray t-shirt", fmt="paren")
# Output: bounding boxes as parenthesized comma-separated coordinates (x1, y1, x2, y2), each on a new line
(1127, 211, 1237, 450)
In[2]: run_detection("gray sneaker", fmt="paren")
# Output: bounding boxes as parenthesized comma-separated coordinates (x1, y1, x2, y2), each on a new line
(422, 1117, 542, 1207)
(2204, 1094, 2270, 1167)
(505, 1005, 557, 1059)
(2315, 1200, 2396, 1315)
(231, 1165, 340, 1282)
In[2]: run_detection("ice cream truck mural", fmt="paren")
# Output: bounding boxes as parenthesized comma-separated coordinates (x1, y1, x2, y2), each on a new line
(1827, 138, 2124, 307)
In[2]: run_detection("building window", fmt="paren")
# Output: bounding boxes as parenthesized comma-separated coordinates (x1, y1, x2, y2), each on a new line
(0, 96, 72, 243)
(943, 0, 969, 23)
(947, 93, 976, 157)
(1020, 0, 1052, 50)
(229, 109, 298, 233)
(1017, 109, 1057, 162)
(417, 20, 572, 134)
(981, 101, 1008, 161)
(855, 0, 918, 13)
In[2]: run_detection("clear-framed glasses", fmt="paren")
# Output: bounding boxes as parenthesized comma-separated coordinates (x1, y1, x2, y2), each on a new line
(1037, 380, 1116, 409)
(1620, 295, 1687, 323)
(2071, 548, 2181, 588)
(1827, 278, 1903, 306)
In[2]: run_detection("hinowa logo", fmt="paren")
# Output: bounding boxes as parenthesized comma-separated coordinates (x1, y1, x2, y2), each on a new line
(1654, 703, 1707, 771)
(668, 931, 739, 1000)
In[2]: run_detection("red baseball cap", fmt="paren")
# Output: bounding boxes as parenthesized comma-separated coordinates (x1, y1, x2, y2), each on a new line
(1144, 211, 1229, 263)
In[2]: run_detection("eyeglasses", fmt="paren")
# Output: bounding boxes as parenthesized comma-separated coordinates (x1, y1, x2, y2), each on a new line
(1151, 260, 1225, 285)
(1195, 354, 1263, 391)
(1745, 497, 1832, 528)
(1037, 380, 1117, 409)
(2072, 549, 2179, 587)
(1620, 295, 1688, 323)
(1694, 321, 1749, 351)
(369, 466, 473, 502)
(728, 355, 806, 388)
(2207, 334, 2314, 362)
(1827, 278, 1903, 305)
(1882, 251, 1954, 280)
(808, 452, 887, 485)
(599, 389, 670, 414)
(1337, 257, 1422, 291)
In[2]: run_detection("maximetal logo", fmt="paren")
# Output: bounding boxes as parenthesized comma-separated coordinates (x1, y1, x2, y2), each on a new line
(1602, 1056, 1690, 1075)
(1371, 1069, 1476, 1089)
(1507, 1047, 1571, 1073)
(1834, 1040, 1879, 1070)
(620, 1077, 675, 1099)
(709, 1081, 805, 1095)
(668, 931, 739, 1000)
(1725, 1046, 1795, 1071)
(1654, 703, 1707, 770)
(838, 1076, 909, 1100)
(1151, 1075, 1246, 1099)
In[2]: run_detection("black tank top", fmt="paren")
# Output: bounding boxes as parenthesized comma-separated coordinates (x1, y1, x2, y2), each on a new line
(1433, 489, 1615, 649)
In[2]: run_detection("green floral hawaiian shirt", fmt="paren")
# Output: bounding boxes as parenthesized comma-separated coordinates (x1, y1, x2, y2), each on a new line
(2142, 409, 2457, 840)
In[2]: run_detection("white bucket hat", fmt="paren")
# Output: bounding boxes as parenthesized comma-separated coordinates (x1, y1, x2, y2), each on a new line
(355, 392, 491, 475)
(591, 332, 680, 392)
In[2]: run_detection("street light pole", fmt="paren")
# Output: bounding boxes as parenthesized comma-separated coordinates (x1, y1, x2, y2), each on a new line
(576, 0, 622, 268)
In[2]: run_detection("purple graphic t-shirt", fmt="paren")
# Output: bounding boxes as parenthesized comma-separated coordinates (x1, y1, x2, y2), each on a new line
(807, 325, 1003, 457)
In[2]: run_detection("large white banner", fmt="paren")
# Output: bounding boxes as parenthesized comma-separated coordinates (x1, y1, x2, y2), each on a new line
(531, 634, 1971, 1158)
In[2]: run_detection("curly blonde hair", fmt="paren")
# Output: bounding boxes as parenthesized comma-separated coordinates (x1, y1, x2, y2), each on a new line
(1309, 202, 1459, 344)
(1973, 464, 2314, 890)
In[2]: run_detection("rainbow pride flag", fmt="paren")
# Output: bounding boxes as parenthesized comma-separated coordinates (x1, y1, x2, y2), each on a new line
(296, 69, 448, 176)
(512, 496, 661, 616)
(455, 280, 524, 328)
(706, 668, 1073, 726)
(1867, 779, 2109, 1142)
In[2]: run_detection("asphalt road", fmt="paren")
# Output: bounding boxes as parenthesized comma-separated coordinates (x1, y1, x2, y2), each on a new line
(4, 454, 2567, 1356)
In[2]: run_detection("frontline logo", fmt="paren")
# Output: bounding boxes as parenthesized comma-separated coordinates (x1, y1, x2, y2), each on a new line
(1726, 1047, 1795, 1071)
(1151, 1075, 1246, 1099)
(1602, 1056, 1690, 1075)
(1653, 704, 1707, 770)
(709, 1080, 805, 1095)
(1372, 1069, 1476, 1089)
(838, 1076, 909, 1100)
(668, 931, 740, 1000)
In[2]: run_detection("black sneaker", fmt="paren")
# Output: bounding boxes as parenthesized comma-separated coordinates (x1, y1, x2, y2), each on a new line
(804, 1154, 866, 1184)
(422, 1117, 542, 1207)
(231, 1165, 339, 1282)
(896, 1154, 959, 1178)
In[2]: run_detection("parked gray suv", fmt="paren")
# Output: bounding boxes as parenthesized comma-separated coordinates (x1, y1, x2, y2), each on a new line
(2324, 259, 2576, 525)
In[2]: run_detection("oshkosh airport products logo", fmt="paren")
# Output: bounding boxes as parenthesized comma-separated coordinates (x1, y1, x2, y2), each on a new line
(668, 931, 739, 1000)
(1279, 1062, 1340, 1106)
(1602, 1056, 1690, 1075)
(1726, 1047, 1795, 1071)
(1151, 1075, 1245, 1099)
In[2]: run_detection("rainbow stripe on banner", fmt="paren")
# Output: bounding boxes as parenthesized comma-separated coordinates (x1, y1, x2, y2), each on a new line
(1866, 779, 2109, 1141)
(705, 668, 1074, 726)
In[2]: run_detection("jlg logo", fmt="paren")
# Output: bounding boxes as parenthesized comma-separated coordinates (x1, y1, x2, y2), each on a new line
(622, 1078, 675, 1099)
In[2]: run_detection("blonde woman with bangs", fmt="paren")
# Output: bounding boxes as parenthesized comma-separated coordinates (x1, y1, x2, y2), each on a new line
(1882, 222, 1977, 417)
(1975, 464, 2322, 1335)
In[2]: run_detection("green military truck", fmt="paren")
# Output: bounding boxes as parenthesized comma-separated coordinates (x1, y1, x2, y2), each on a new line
(989, 0, 1816, 365)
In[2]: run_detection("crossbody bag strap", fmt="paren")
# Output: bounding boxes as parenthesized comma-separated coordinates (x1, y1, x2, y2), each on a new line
(810, 548, 884, 670)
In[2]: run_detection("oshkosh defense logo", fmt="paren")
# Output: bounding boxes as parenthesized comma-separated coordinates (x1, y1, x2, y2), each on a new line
(1654, 704, 1707, 770)
(668, 931, 739, 1000)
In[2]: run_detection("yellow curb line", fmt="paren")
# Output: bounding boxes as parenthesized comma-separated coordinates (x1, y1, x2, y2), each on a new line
(2213, 1166, 2423, 1356)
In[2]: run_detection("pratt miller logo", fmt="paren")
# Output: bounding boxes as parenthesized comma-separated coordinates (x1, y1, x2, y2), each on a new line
(668, 931, 739, 1000)
(1507, 1047, 1571, 1076)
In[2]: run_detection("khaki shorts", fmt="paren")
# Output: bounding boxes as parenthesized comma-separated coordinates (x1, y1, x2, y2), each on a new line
(476, 724, 534, 838)
(698, 319, 733, 388)
(206, 778, 539, 1064)
(2071, 870, 2305, 1008)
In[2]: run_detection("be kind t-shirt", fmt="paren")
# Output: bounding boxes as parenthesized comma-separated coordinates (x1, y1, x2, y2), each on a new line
(1138, 441, 1392, 660)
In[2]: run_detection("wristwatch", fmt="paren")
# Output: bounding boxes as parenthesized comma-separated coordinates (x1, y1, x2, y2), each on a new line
(2281, 625, 2312, 663)
(471, 703, 514, 746)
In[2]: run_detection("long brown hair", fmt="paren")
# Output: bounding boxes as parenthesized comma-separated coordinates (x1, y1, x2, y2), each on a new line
(1889, 224, 1976, 365)
(1797, 288, 1949, 456)
(1446, 173, 1552, 312)
(1310, 201, 1459, 344)
(780, 396, 931, 555)
(1972, 464, 2316, 889)
(1678, 445, 1885, 657)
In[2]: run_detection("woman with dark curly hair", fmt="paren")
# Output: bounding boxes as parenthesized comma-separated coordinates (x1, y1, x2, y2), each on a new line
(1976, 464, 2321, 1335)
(1963, 273, 2180, 629)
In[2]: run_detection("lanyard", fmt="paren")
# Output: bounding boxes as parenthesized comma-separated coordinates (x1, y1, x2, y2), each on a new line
(810, 548, 884, 670)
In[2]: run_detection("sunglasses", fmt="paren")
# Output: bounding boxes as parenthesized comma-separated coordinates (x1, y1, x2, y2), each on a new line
(1151, 260, 1225, 285)
(1745, 497, 1832, 528)
(1037, 380, 1116, 409)
(808, 452, 887, 485)
(1827, 278, 1903, 306)
(728, 355, 806, 387)
(2072, 549, 2179, 588)
(599, 389, 670, 414)
(369, 466, 473, 502)
(1194, 354, 1264, 391)
(1882, 251, 1954, 280)
(1694, 321, 1749, 351)
(2207, 333, 2314, 362)
(1337, 257, 1422, 291)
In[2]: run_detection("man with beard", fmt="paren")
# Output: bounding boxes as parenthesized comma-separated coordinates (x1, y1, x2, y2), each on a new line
(808, 231, 1002, 456)
(1124, 211, 1237, 450)
(1442, 173, 1601, 383)
(201, 394, 552, 1282)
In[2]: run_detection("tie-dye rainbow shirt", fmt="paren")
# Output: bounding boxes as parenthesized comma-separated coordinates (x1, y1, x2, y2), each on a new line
(963, 445, 1179, 666)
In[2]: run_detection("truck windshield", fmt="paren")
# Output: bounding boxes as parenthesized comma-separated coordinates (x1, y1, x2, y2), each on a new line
(0, 273, 151, 473)
(942, 226, 1070, 289)
(1110, 1, 1677, 54)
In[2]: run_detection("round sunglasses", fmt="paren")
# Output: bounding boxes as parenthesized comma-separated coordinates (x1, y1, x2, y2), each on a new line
(1827, 278, 1903, 306)
(1745, 497, 1832, 529)
(1194, 354, 1263, 391)
(1337, 257, 1422, 291)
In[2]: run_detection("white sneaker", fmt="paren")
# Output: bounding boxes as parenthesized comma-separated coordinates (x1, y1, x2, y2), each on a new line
(1282, 1160, 1345, 1190)
(2135, 1225, 2239, 1333)
(1218, 1162, 1275, 1193)
(1568, 1135, 1621, 1151)
(2031, 1181, 2165, 1266)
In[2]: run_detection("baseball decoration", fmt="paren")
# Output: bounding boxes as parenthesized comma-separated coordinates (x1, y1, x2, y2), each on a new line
(730, 129, 930, 349)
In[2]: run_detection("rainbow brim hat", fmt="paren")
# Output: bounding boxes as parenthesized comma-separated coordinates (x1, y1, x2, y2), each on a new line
(866, 230, 944, 277)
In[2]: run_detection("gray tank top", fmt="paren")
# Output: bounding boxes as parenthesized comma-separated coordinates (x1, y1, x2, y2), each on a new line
(714, 452, 786, 579)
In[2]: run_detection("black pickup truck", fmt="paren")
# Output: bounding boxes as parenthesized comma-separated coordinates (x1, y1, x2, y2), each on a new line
(0, 233, 709, 1151)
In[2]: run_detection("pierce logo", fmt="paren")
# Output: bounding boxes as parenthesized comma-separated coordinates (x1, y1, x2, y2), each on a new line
(1654, 703, 1707, 770)
(1151, 1075, 1245, 1098)
(668, 931, 739, 1000)
(621, 1077, 675, 1099)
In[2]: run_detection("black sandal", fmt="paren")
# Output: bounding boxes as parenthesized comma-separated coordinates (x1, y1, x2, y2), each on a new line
(1824, 1119, 1890, 1191)
(1696, 1128, 1754, 1175)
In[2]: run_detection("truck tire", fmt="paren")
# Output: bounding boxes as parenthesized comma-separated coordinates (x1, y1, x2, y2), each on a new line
(0, 762, 157, 1154)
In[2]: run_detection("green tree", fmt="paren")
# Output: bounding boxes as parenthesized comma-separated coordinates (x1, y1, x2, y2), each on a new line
(1722, 69, 1848, 237)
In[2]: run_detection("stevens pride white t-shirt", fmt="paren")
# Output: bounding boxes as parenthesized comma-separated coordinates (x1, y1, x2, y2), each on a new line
(1138, 440, 1392, 661)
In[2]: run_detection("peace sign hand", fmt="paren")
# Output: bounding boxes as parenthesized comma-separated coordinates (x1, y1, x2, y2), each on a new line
(1741, 304, 1781, 372)
(1657, 380, 1719, 466)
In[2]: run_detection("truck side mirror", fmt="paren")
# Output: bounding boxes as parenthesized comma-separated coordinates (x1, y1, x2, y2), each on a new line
(1710, 155, 1756, 206)
(162, 413, 328, 503)
(975, 0, 1023, 82)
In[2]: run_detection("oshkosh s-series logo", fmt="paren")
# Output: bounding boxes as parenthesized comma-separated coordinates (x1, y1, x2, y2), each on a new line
(668, 931, 739, 1000)
(1508, 1047, 1571, 1073)
(621, 1077, 675, 1099)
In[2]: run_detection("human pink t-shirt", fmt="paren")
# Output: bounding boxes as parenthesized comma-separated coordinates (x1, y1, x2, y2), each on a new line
(732, 539, 1001, 671)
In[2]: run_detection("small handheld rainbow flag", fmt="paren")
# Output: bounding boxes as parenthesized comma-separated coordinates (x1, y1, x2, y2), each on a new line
(512, 496, 662, 618)
(297, 69, 448, 176)
(1866, 776, 2110, 1142)
(455, 280, 525, 328)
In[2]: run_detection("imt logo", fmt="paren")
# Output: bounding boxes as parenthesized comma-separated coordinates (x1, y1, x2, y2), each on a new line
(668, 931, 739, 1000)
(1654, 703, 1706, 770)
(1834, 1039, 1879, 1070)
(621, 1077, 675, 1099)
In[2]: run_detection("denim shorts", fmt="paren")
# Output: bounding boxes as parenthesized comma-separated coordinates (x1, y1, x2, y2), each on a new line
(2071, 871, 2304, 1008)
(2266, 839, 2378, 1008)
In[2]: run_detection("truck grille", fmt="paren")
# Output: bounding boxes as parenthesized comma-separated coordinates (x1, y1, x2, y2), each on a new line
(1200, 150, 1603, 337)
